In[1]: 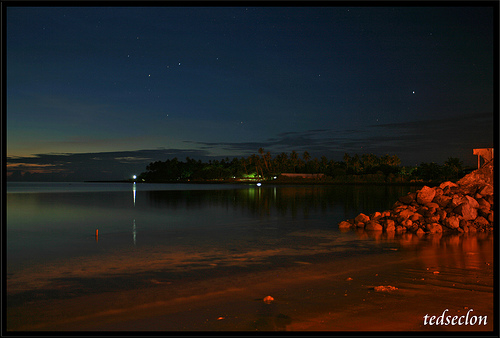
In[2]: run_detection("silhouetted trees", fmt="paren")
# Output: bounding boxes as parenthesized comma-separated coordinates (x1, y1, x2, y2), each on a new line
(139, 150, 465, 183)
(407, 157, 464, 182)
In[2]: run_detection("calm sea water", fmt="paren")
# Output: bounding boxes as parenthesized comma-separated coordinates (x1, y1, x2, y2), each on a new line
(6, 182, 495, 331)
(6, 182, 419, 272)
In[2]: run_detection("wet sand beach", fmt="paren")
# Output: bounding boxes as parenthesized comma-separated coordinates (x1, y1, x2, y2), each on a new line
(6, 231, 494, 332)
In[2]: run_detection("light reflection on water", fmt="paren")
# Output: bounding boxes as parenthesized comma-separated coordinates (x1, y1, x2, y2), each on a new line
(349, 228, 494, 271)
(6, 182, 493, 304)
(7, 183, 418, 265)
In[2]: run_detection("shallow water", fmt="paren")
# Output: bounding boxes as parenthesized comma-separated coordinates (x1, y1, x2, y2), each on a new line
(6, 182, 418, 270)
(5, 182, 494, 331)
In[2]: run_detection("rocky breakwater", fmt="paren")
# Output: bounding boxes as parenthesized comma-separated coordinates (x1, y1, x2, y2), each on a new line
(338, 162, 494, 234)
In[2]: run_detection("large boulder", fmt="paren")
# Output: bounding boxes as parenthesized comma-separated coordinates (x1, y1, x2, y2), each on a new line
(478, 184, 494, 196)
(433, 188, 444, 198)
(425, 215, 440, 223)
(440, 181, 458, 190)
(370, 211, 383, 221)
(365, 221, 383, 231)
(444, 215, 461, 229)
(477, 198, 491, 210)
(453, 202, 478, 221)
(338, 221, 352, 229)
(417, 206, 433, 217)
(381, 210, 392, 217)
(464, 196, 479, 209)
(410, 212, 424, 222)
(474, 216, 490, 227)
(383, 219, 396, 231)
(449, 195, 467, 209)
(397, 209, 414, 222)
(426, 223, 443, 233)
(416, 186, 436, 205)
(355, 213, 370, 224)
(401, 219, 413, 228)
(433, 195, 452, 208)
(425, 202, 440, 213)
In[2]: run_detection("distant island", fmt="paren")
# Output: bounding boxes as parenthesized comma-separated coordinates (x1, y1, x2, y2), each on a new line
(135, 149, 472, 185)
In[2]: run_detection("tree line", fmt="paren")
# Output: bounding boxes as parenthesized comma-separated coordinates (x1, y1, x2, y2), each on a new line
(138, 148, 466, 183)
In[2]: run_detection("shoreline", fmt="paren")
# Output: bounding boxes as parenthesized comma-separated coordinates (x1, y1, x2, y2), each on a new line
(7, 232, 494, 332)
(82, 180, 431, 187)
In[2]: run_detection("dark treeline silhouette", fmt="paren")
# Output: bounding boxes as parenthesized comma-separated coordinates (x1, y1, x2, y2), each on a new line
(138, 148, 466, 184)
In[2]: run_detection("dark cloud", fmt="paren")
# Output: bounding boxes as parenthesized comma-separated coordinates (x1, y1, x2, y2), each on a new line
(7, 113, 495, 181)
(190, 112, 495, 166)
(7, 149, 212, 182)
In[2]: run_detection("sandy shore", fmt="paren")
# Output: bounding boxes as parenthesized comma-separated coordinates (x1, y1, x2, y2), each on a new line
(6, 232, 495, 332)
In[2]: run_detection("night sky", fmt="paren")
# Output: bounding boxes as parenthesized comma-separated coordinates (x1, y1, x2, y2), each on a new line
(6, 5, 496, 181)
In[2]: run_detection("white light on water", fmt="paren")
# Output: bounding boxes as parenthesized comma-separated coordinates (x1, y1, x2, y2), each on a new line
(256, 183, 262, 187)
(133, 183, 136, 206)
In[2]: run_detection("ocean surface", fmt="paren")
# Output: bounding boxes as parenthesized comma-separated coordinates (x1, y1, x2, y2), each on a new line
(6, 182, 419, 270)
(6, 182, 495, 331)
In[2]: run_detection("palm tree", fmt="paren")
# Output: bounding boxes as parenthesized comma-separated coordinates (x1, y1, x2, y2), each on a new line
(343, 153, 351, 171)
(310, 157, 320, 173)
(352, 154, 361, 173)
(303, 151, 311, 163)
(250, 154, 264, 179)
(390, 155, 401, 167)
(258, 148, 270, 173)
(264, 151, 272, 173)
(241, 157, 248, 175)
(274, 152, 289, 173)
(361, 153, 378, 172)
(290, 151, 299, 173)
(320, 156, 328, 173)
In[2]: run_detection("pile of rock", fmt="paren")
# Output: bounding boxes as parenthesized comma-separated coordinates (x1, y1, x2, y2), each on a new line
(338, 162, 494, 234)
